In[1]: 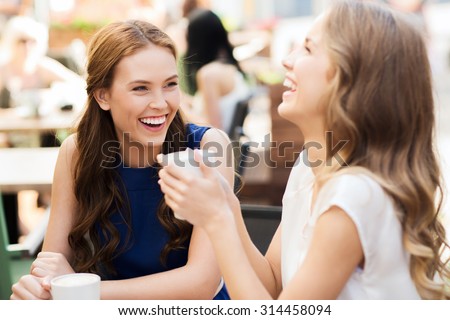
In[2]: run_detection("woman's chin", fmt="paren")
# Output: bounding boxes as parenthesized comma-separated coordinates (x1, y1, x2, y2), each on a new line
(277, 101, 293, 119)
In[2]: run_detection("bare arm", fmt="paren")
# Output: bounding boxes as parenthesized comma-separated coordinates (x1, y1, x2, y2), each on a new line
(101, 226, 221, 299)
(221, 188, 282, 297)
(200, 127, 282, 296)
(39, 57, 84, 85)
(11, 135, 78, 300)
(279, 206, 363, 299)
(199, 128, 234, 185)
(207, 127, 282, 296)
(38, 57, 86, 110)
(42, 134, 78, 260)
(202, 210, 277, 299)
(158, 130, 282, 298)
(203, 205, 362, 300)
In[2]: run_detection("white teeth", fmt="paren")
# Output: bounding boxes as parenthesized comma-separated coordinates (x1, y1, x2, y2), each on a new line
(140, 115, 166, 125)
(283, 79, 297, 91)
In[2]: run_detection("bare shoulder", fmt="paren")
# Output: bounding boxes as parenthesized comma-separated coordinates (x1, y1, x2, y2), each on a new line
(197, 62, 236, 83)
(60, 134, 78, 155)
(38, 56, 83, 82)
(200, 128, 234, 184)
(201, 127, 231, 147)
(38, 56, 67, 73)
(40, 56, 62, 66)
(58, 134, 79, 170)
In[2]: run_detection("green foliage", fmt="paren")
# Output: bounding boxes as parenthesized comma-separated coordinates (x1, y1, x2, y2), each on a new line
(50, 18, 109, 32)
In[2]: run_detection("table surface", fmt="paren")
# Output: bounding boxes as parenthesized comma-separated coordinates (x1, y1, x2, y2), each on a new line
(0, 147, 59, 193)
(0, 108, 80, 133)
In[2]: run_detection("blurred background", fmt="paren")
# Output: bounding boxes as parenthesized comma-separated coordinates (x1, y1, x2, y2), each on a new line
(0, 0, 449, 246)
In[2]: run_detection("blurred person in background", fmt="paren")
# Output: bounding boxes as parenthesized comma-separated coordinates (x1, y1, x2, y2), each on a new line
(0, 15, 84, 114)
(0, 0, 32, 34)
(182, 0, 210, 18)
(182, 9, 250, 134)
(0, 15, 85, 245)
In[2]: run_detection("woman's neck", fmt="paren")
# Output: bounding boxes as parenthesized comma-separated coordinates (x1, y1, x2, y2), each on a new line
(303, 131, 348, 176)
(121, 145, 160, 168)
(303, 135, 326, 176)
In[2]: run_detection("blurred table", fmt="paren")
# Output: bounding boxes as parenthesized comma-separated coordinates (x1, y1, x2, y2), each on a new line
(0, 147, 59, 193)
(0, 108, 79, 133)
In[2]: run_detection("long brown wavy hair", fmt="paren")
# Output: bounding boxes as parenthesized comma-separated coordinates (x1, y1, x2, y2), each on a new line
(68, 20, 192, 276)
(318, 1, 449, 299)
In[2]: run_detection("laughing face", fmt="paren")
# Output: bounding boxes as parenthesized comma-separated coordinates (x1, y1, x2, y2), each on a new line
(95, 44, 180, 165)
(279, 14, 334, 136)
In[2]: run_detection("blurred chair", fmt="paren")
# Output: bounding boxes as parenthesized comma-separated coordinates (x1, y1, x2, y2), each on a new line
(227, 95, 251, 142)
(229, 95, 255, 181)
(241, 203, 281, 254)
(0, 193, 45, 300)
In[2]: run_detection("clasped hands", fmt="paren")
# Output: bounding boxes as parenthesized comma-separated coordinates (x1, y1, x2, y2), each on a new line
(10, 252, 74, 300)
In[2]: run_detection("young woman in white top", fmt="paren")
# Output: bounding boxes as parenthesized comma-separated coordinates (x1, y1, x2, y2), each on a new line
(158, 0, 450, 299)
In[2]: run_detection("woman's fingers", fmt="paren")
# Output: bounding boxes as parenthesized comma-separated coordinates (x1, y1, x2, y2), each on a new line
(31, 267, 47, 277)
(161, 160, 202, 184)
(30, 259, 56, 276)
(159, 177, 188, 209)
(30, 252, 75, 278)
(36, 251, 59, 259)
(158, 166, 184, 192)
(163, 193, 180, 215)
(159, 166, 198, 200)
(10, 275, 51, 300)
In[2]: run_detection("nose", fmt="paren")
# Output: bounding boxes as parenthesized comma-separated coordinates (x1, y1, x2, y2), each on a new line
(147, 91, 168, 109)
(282, 52, 295, 70)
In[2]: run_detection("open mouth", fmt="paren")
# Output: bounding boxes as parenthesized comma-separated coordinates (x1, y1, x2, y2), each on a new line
(283, 78, 297, 92)
(139, 115, 167, 129)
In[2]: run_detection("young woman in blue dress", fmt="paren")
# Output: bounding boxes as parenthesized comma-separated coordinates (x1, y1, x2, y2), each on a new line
(10, 20, 233, 299)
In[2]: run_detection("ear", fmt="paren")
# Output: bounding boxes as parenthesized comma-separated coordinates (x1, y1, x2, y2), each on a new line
(94, 88, 111, 111)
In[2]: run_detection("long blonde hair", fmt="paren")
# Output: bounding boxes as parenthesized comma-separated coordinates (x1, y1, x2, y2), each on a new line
(321, 0, 449, 299)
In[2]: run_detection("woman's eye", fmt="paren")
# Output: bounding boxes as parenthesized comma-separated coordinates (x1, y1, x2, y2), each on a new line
(165, 81, 178, 88)
(133, 86, 148, 92)
(304, 45, 311, 54)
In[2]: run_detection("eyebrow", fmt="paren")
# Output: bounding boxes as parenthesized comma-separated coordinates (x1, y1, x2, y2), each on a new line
(305, 37, 317, 47)
(128, 74, 178, 85)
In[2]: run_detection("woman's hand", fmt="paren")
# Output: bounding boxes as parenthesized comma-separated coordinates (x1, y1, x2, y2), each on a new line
(10, 252, 74, 299)
(30, 251, 75, 290)
(158, 149, 234, 231)
(10, 275, 51, 300)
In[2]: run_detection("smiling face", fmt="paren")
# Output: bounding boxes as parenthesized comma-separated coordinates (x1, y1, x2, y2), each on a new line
(279, 14, 334, 137)
(95, 44, 180, 164)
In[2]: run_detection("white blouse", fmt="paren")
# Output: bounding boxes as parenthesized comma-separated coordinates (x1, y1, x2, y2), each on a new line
(281, 152, 420, 299)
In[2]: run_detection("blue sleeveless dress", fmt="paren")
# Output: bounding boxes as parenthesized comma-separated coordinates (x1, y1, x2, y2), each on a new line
(100, 123, 229, 300)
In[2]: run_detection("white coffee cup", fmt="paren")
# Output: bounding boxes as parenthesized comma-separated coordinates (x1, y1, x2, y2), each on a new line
(157, 148, 203, 220)
(51, 273, 101, 300)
